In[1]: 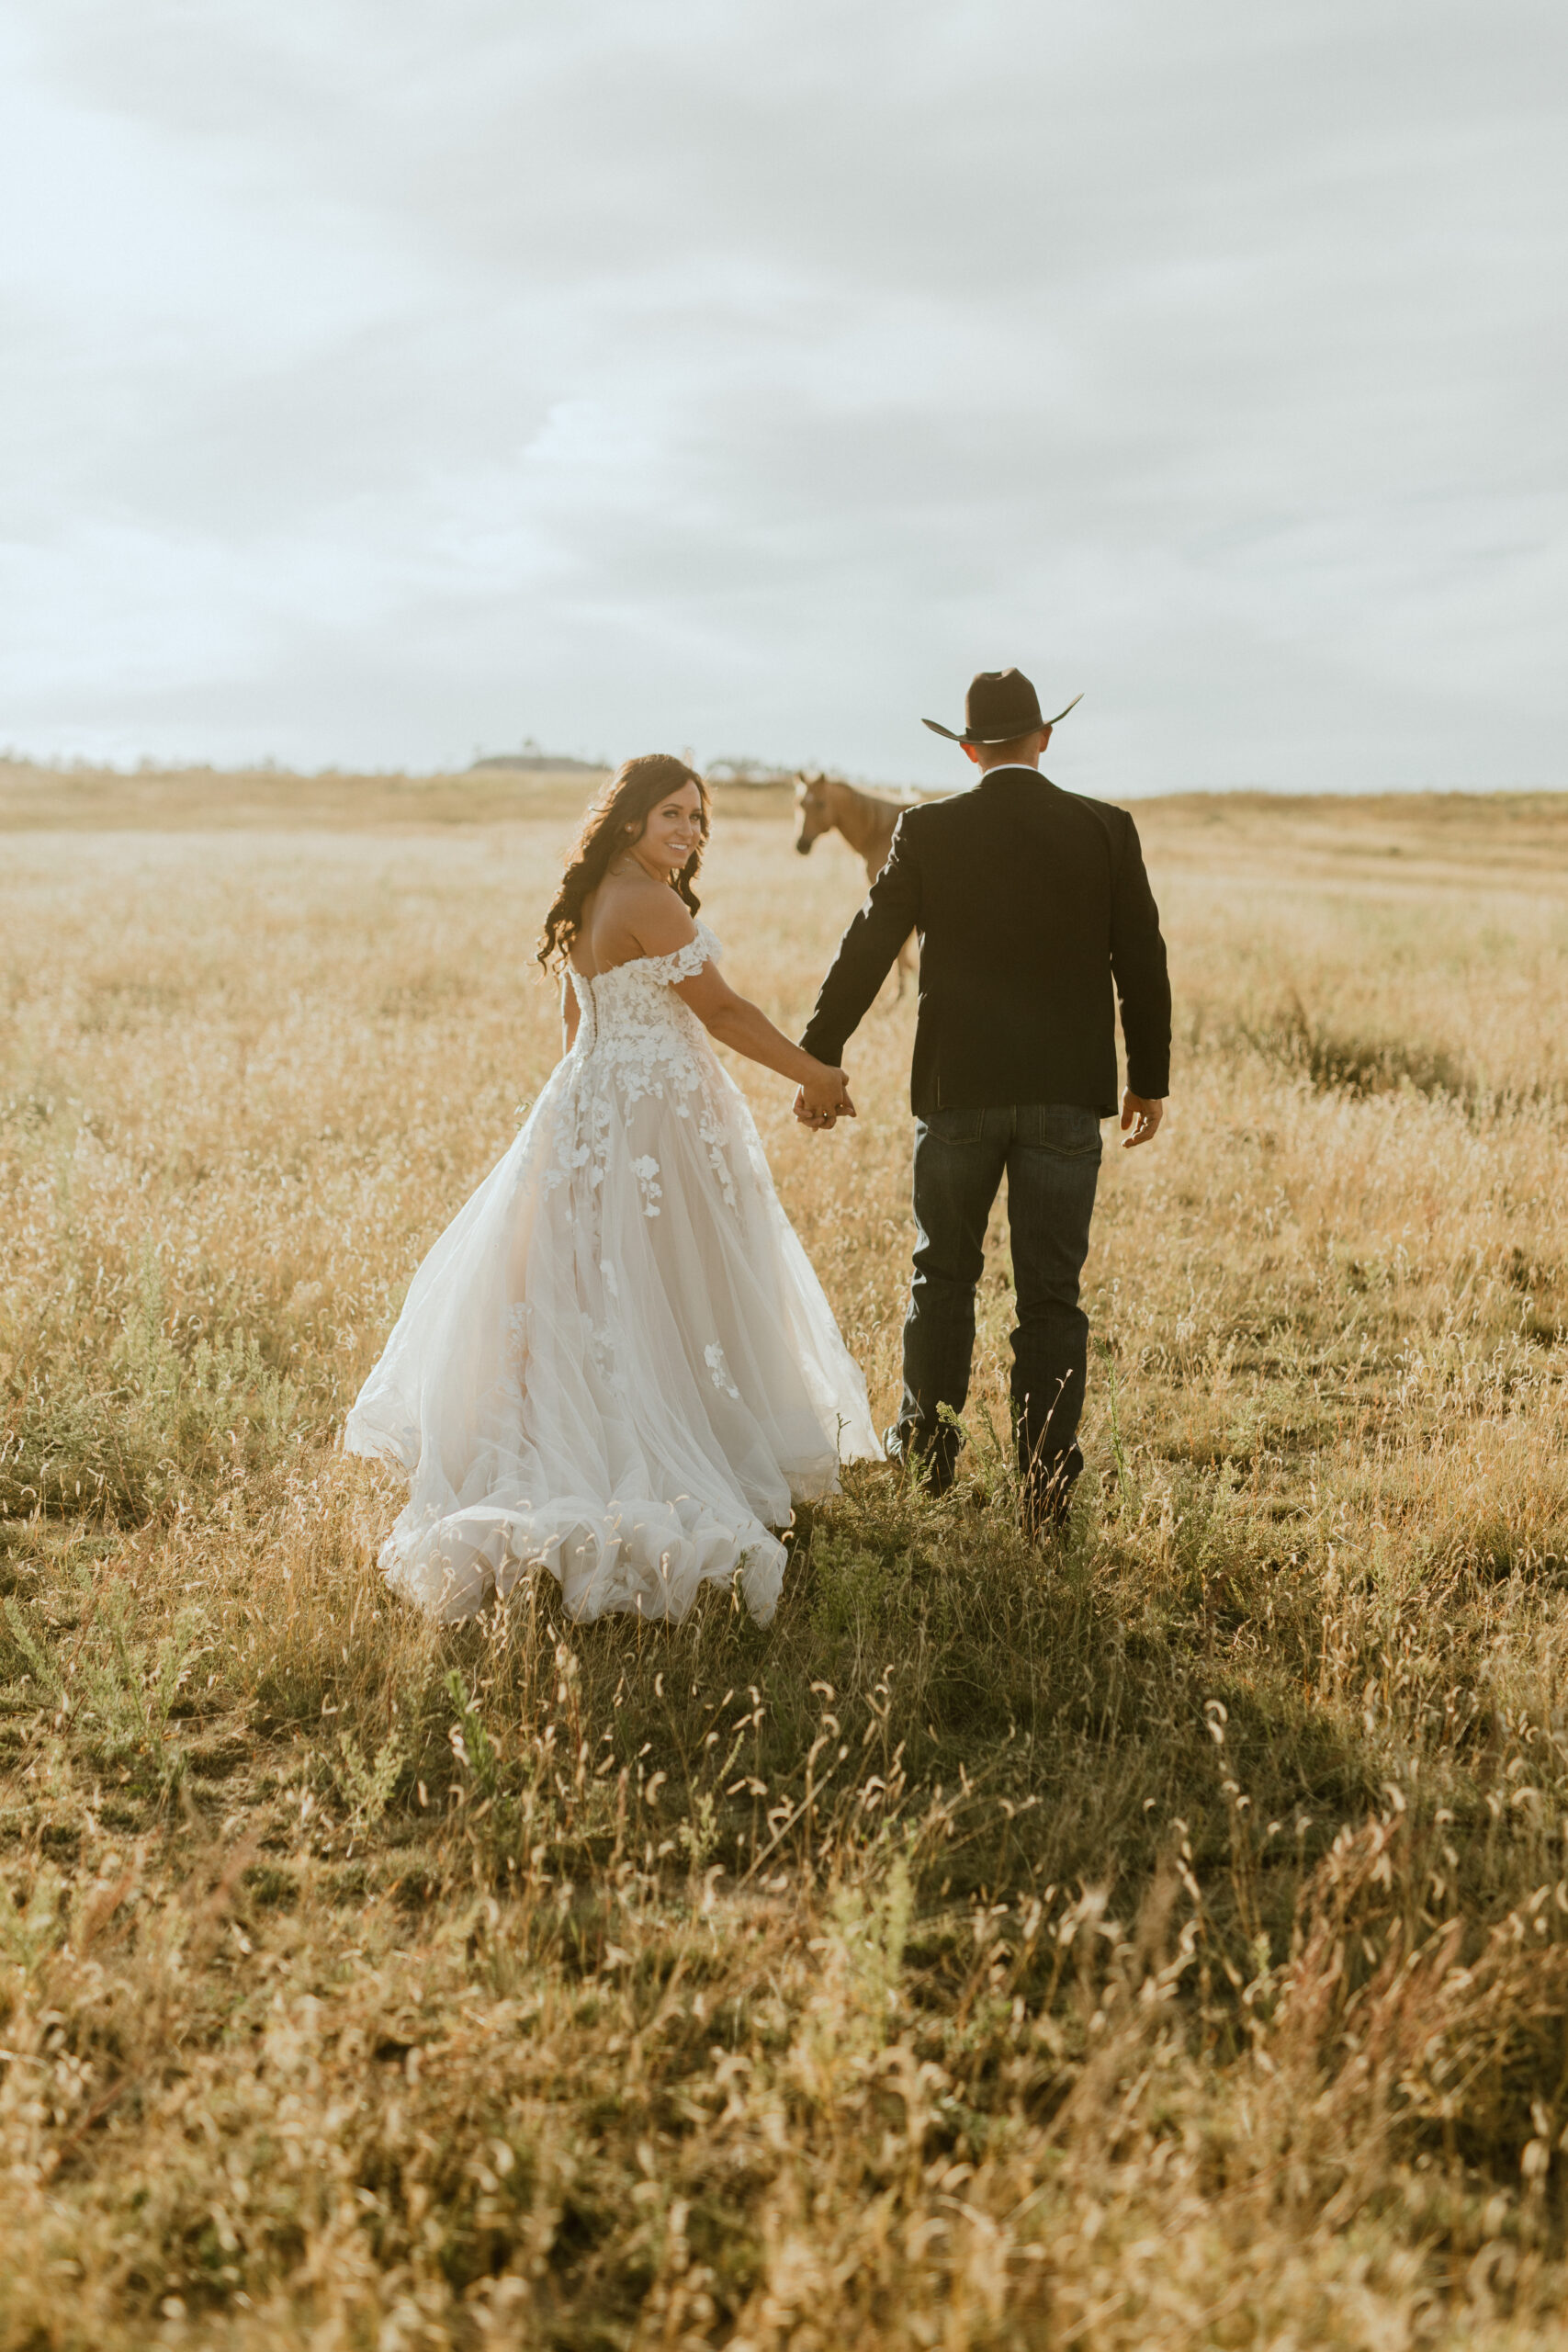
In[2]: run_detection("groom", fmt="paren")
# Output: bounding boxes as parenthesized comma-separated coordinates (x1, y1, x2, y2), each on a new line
(795, 668, 1171, 1530)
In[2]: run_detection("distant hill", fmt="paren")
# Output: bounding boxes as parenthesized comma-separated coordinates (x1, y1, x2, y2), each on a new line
(472, 752, 803, 787)
(468, 745, 605, 775)
(705, 757, 799, 788)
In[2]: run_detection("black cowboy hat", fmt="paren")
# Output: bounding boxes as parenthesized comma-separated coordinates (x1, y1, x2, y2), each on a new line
(922, 667, 1083, 746)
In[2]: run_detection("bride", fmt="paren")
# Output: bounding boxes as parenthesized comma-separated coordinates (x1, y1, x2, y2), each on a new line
(344, 753, 880, 1626)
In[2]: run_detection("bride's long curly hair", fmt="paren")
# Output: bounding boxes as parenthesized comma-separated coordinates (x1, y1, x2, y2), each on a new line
(536, 753, 710, 972)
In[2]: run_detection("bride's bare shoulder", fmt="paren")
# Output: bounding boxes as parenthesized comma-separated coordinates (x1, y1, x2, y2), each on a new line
(618, 876, 698, 956)
(577, 871, 695, 972)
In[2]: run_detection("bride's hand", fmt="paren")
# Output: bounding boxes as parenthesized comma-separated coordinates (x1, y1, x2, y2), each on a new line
(795, 1066, 855, 1131)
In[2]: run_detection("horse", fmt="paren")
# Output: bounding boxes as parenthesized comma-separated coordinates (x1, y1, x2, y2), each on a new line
(794, 773, 918, 997)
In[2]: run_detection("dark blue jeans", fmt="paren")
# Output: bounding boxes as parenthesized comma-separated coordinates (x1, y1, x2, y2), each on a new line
(896, 1103, 1103, 1501)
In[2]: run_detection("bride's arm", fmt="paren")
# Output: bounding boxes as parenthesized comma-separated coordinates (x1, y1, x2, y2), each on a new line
(675, 962, 852, 1119)
(626, 883, 851, 1117)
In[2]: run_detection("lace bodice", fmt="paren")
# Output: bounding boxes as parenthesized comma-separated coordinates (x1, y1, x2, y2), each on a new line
(555, 922, 734, 1213)
(568, 921, 721, 1066)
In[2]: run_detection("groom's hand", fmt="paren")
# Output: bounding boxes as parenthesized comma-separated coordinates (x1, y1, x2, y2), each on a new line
(1120, 1090, 1165, 1148)
(795, 1068, 856, 1132)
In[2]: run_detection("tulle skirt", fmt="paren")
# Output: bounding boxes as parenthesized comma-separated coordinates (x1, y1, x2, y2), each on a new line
(344, 1045, 879, 1624)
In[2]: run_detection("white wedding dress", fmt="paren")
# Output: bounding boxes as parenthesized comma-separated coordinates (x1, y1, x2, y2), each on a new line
(344, 922, 879, 1625)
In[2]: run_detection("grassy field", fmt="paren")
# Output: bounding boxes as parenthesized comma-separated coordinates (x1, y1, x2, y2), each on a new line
(3, 765, 1568, 2348)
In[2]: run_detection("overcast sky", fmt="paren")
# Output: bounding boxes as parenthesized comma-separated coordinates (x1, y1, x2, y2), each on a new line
(1, 0, 1562, 794)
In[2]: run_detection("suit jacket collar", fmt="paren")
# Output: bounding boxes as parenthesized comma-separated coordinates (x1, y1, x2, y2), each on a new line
(978, 765, 1055, 787)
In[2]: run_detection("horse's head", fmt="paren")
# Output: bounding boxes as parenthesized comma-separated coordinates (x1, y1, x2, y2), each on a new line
(795, 772, 831, 855)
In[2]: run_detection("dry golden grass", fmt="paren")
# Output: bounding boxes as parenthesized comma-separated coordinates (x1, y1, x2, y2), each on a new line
(0, 756, 620, 831)
(4, 772, 1568, 2347)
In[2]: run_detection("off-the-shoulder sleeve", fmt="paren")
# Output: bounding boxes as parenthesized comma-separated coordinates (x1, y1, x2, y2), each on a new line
(649, 921, 724, 985)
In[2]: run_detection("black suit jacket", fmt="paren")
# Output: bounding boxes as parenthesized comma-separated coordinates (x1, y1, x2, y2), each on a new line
(798, 769, 1171, 1117)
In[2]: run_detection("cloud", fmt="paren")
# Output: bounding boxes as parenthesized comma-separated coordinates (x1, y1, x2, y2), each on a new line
(1, 0, 1562, 787)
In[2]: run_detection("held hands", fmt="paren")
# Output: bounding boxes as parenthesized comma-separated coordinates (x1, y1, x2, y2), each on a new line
(794, 1065, 856, 1134)
(794, 1075, 1161, 1140)
(1121, 1090, 1165, 1148)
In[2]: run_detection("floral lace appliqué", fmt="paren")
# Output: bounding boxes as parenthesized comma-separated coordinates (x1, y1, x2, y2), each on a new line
(697, 1102, 739, 1213)
(632, 1154, 663, 1216)
(647, 929, 718, 985)
(705, 1342, 740, 1399)
(500, 1302, 530, 1411)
